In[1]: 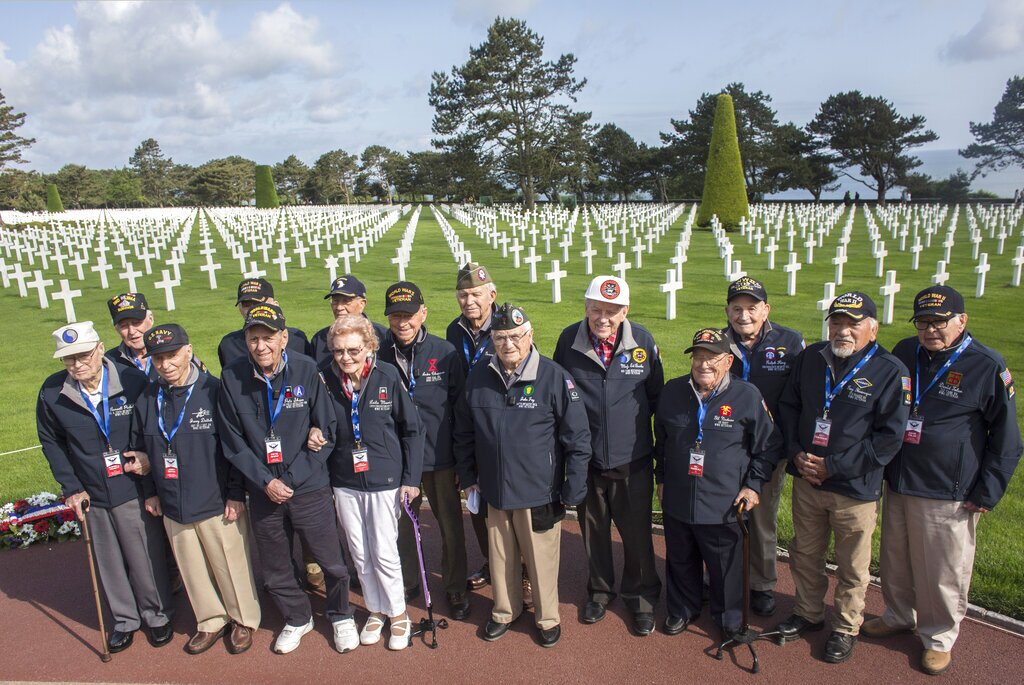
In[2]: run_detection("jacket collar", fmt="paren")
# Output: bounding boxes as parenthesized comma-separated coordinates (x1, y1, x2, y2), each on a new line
(687, 371, 732, 402)
(60, 357, 125, 410)
(723, 320, 773, 357)
(488, 345, 540, 385)
(457, 304, 496, 340)
(570, 318, 639, 368)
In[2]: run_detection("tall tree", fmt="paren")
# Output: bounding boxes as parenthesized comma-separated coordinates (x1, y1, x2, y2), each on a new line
(0, 89, 35, 171)
(305, 149, 359, 204)
(129, 138, 173, 206)
(0, 169, 45, 211)
(591, 123, 644, 200)
(808, 91, 937, 203)
(272, 155, 310, 204)
(960, 76, 1024, 178)
(359, 145, 403, 203)
(189, 157, 255, 206)
(765, 124, 840, 200)
(51, 164, 90, 209)
(106, 168, 144, 208)
(429, 17, 588, 209)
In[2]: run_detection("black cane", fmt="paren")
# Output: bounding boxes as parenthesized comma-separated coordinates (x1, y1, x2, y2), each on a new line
(713, 500, 761, 674)
(402, 493, 448, 648)
(80, 501, 112, 662)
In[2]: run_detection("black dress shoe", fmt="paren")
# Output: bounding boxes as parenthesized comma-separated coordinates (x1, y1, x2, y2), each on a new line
(108, 629, 135, 653)
(448, 592, 471, 621)
(663, 615, 691, 635)
(633, 612, 655, 636)
(581, 600, 606, 624)
(467, 563, 491, 590)
(824, 631, 856, 663)
(148, 623, 173, 647)
(539, 624, 561, 648)
(775, 614, 825, 641)
(484, 618, 512, 641)
(750, 589, 776, 617)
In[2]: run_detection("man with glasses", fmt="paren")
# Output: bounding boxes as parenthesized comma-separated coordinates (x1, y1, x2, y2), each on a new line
(37, 321, 174, 654)
(774, 292, 910, 664)
(218, 278, 310, 369)
(310, 275, 389, 368)
(862, 285, 1022, 675)
(454, 303, 591, 647)
(553, 275, 663, 635)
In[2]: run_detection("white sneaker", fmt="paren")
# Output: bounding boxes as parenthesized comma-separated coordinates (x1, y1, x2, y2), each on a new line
(360, 614, 386, 645)
(333, 617, 359, 653)
(273, 618, 314, 654)
(388, 616, 412, 651)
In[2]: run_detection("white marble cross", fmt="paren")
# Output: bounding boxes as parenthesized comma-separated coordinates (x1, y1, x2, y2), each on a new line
(244, 261, 267, 279)
(27, 270, 53, 309)
(339, 244, 355, 275)
(932, 260, 950, 286)
(200, 257, 222, 289)
(509, 242, 525, 269)
(874, 242, 888, 278)
(974, 253, 991, 298)
(1011, 246, 1024, 287)
(524, 247, 542, 283)
(727, 260, 746, 282)
(879, 270, 901, 325)
(154, 270, 179, 311)
(8, 263, 28, 297)
(832, 249, 848, 285)
(631, 239, 644, 269)
(118, 262, 143, 293)
(324, 256, 339, 284)
(580, 244, 597, 275)
(816, 282, 836, 342)
(545, 260, 568, 303)
(804, 237, 815, 265)
(272, 251, 292, 282)
(51, 279, 82, 323)
(783, 252, 802, 296)
(612, 252, 631, 281)
(294, 243, 310, 268)
(764, 239, 779, 270)
(68, 254, 88, 281)
(910, 237, 923, 271)
(660, 269, 682, 320)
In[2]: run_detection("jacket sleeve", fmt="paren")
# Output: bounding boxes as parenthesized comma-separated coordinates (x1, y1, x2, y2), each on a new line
(824, 362, 911, 481)
(452, 382, 477, 489)
(216, 376, 276, 489)
(556, 371, 592, 506)
(131, 401, 157, 499)
(394, 377, 425, 487)
(446, 348, 467, 412)
(967, 364, 1023, 509)
(36, 389, 85, 498)
(743, 391, 784, 492)
(280, 369, 338, 490)
(777, 348, 807, 461)
(653, 398, 667, 485)
(646, 340, 666, 415)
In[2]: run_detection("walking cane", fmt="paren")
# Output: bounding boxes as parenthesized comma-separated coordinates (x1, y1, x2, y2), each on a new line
(402, 494, 448, 648)
(713, 500, 767, 674)
(81, 501, 112, 663)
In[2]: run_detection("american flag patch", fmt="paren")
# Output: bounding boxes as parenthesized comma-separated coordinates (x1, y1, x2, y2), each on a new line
(901, 376, 912, 392)
(1001, 368, 1013, 387)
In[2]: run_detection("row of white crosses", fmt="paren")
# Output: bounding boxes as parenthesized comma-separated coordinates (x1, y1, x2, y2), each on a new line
(392, 205, 422, 281)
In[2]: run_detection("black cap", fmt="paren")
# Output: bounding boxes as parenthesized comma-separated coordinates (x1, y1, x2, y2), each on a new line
(727, 276, 768, 303)
(827, 291, 877, 321)
(910, 285, 964, 321)
(492, 302, 530, 331)
(684, 327, 731, 355)
(236, 278, 274, 305)
(384, 282, 425, 315)
(325, 275, 367, 300)
(142, 324, 189, 357)
(108, 292, 149, 324)
(243, 303, 286, 332)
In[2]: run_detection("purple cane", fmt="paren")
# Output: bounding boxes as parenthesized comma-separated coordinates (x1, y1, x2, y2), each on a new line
(403, 493, 448, 648)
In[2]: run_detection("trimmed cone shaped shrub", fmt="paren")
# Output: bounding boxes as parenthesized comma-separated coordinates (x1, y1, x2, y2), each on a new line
(697, 94, 748, 229)
(46, 183, 65, 212)
(254, 165, 280, 208)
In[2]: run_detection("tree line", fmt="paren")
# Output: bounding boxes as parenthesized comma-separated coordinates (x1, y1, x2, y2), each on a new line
(0, 18, 1020, 211)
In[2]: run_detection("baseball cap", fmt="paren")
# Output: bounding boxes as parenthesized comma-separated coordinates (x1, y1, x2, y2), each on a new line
(910, 285, 964, 321)
(236, 278, 274, 305)
(384, 282, 425, 315)
(684, 327, 731, 355)
(108, 292, 150, 324)
(584, 276, 630, 306)
(243, 303, 286, 332)
(492, 303, 530, 331)
(325, 275, 367, 299)
(826, 291, 877, 321)
(52, 321, 101, 359)
(727, 277, 768, 303)
(456, 262, 492, 290)
(143, 324, 190, 357)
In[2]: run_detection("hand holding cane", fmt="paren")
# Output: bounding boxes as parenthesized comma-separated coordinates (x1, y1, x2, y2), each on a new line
(81, 501, 112, 663)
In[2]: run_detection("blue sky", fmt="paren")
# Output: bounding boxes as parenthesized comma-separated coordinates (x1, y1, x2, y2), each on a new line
(2, 0, 1023, 197)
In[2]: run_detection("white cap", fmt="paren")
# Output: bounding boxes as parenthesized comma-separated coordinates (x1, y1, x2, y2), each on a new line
(584, 276, 630, 306)
(52, 321, 101, 359)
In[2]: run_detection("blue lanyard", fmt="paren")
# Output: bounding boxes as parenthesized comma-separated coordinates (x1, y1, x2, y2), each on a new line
(403, 346, 416, 398)
(156, 384, 195, 450)
(260, 351, 288, 436)
(824, 343, 878, 416)
(79, 365, 111, 447)
(694, 386, 719, 445)
(350, 388, 362, 445)
(735, 342, 751, 381)
(914, 335, 972, 413)
(463, 337, 488, 368)
(129, 348, 150, 374)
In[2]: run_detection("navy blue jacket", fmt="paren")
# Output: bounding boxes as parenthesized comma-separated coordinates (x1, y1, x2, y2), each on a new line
(888, 333, 1022, 509)
(446, 309, 495, 375)
(310, 317, 389, 368)
(217, 326, 310, 370)
(723, 321, 805, 418)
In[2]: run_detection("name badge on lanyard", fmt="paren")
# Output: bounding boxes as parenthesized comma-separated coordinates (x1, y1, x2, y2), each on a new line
(261, 354, 288, 465)
(157, 384, 193, 478)
(690, 385, 718, 478)
(352, 447, 369, 473)
(812, 417, 833, 447)
(80, 366, 122, 477)
(104, 449, 123, 478)
(265, 437, 283, 464)
(350, 386, 368, 472)
(164, 455, 179, 479)
(688, 445, 705, 477)
(903, 416, 924, 445)
(816, 343, 878, 448)
(906, 335, 971, 446)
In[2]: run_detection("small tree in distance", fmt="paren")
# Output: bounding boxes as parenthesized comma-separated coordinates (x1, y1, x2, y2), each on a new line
(697, 94, 749, 229)
(254, 165, 280, 208)
(46, 182, 65, 212)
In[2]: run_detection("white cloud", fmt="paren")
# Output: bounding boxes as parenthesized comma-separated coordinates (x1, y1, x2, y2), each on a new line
(944, 0, 1024, 62)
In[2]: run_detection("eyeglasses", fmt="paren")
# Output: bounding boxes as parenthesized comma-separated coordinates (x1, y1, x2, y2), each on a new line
(332, 346, 366, 359)
(913, 318, 956, 331)
(692, 353, 728, 367)
(492, 332, 528, 346)
(62, 348, 98, 367)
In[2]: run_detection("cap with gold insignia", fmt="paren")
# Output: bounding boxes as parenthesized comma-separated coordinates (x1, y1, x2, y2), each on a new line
(108, 292, 149, 324)
(727, 276, 768, 303)
(143, 324, 190, 357)
(235, 278, 274, 305)
(384, 281, 425, 315)
(52, 321, 101, 359)
(584, 275, 630, 305)
(826, 291, 877, 321)
(325, 274, 367, 299)
(492, 302, 530, 331)
(456, 262, 492, 291)
(243, 303, 286, 332)
(910, 285, 964, 321)
(684, 327, 731, 355)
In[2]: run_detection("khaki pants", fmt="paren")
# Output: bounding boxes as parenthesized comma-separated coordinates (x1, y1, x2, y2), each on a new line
(164, 511, 261, 632)
(748, 459, 787, 591)
(487, 508, 561, 630)
(790, 477, 878, 634)
(879, 488, 978, 651)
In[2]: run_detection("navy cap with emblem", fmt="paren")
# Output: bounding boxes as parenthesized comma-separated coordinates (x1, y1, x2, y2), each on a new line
(826, 291, 877, 321)
(727, 276, 768, 303)
(492, 302, 530, 331)
(325, 274, 367, 299)
(910, 285, 965, 321)
(108, 292, 149, 324)
(384, 281, 425, 315)
(243, 303, 286, 332)
(684, 327, 731, 355)
(143, 323, 190, 357)
(236, 278, 274, 305)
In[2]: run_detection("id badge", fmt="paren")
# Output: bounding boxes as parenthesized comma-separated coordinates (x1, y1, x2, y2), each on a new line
(265, 437, 283, 464)
(352, 447, 369, 473)
(688, 445, 705, 478)
(164, 453, 179, 480)
(812, 416, 832, 447)
(903, 416, 924, 445)
(103, 449, 123, 478)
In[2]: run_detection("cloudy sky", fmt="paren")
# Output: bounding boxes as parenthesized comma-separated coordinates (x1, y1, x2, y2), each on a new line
(2, 0, 1023, 196)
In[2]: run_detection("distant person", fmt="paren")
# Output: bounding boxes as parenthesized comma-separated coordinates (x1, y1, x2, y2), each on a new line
(217, 278, 310, 369)
(309, 275, 388, 368)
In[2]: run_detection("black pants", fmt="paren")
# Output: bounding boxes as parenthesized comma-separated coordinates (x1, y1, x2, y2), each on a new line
(249, 486, 351, 626)
(581, 463, 661, 612)
(664, 513, 743, 631)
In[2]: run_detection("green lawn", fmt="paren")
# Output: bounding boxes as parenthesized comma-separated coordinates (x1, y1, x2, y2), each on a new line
(2, 202, 1022, 617)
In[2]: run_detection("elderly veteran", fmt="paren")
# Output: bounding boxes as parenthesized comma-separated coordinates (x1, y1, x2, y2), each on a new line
(720, 276, 805, 617)
(310, 275, 389, 368)
(131, 324, 261, 655)
(217, 303, 358, 655)
(863, 286, 1023, 675)
(104, 292, 157, 376)
(774, 292, 911, 664)
(377, 282, 470, 620)
(445, 262, 499, 592)
(217, 278, 310, 369)
(37, 321, 174, 653)
(654, 328, 782, 640)
(320, 313, 424, 651)
(454, 303, 591, 648)
(553, 275, 663, 635)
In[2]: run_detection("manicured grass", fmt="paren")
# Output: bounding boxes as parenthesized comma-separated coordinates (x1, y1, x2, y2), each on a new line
(2, 202, 1022, 618)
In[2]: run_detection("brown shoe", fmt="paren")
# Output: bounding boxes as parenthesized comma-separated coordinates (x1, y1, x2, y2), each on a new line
(467, 562, 490, 590)
(227, 623, 254, 655)
(861, 617, 915, 639)
(185, 626, 227, 655)
(922, 649, 952, 675)
(522, 569, 534, 609)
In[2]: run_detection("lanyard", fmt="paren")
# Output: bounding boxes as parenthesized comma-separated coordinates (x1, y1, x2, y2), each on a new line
(79, 365, 111, 447)
(260, 351, 288, 436)
(735, 342, 751, 381)
(156, 384, 195, 450)
(401, 345, 416, 398)
(350, 388, 362, 445)
(694, 387, 719, 445)
(823, 342, 878, 417)
(463, 337, 488, 368)
(129, 347, 150, 374)
(914, 335, 972, 413)
(341, 358, 372, 446)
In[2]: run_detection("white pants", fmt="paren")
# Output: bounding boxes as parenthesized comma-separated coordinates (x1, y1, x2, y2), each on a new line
(333, 487, 405, 617)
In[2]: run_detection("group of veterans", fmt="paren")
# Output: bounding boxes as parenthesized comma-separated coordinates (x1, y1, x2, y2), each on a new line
(35, 259, 1021, 676)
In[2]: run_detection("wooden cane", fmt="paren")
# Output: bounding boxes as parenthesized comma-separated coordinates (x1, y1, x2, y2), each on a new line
(81, 502, 112, 662)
